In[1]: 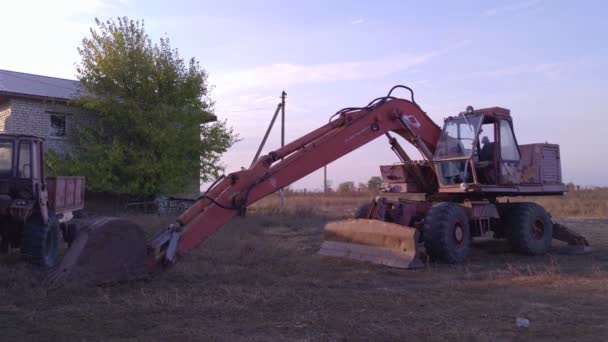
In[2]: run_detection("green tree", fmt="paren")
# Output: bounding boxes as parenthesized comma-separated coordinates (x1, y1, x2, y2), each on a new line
(337, 181, 355, 194)
(367, 176, 383, 193)
(49, 17, 237, 195)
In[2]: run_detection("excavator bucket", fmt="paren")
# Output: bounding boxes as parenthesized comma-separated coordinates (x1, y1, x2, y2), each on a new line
(45, 217, 152, 287)
(318, 219, 425, 269)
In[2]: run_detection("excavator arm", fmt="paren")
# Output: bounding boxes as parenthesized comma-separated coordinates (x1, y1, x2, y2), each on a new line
(51, 86, 591, 285)
(148, 86, 441, 266)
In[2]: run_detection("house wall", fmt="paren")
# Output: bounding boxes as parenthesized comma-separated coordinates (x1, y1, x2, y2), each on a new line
(0, 100, 10, 131)
(3, 98, 94, 155)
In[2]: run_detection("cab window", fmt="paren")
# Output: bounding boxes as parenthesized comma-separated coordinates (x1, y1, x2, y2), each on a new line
(0, 140, 13, 178)
(499, 120, 520, 160)
(18, 141, 31, 178)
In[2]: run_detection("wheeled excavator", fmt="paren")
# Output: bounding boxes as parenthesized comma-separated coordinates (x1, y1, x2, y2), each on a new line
(51, 86, 590, 285)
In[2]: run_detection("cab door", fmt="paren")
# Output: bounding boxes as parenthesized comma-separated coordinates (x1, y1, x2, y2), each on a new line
(497, 119, 522, 185)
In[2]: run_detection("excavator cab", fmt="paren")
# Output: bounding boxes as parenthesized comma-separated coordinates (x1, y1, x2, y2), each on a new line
(433, 107, 524, 191)
(433, 111, 482, 186)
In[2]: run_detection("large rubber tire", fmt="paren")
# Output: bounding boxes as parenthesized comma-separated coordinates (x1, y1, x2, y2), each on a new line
(505, 203, 552, 255)
(423, 202, 471, 264)
(66, 223, 79, 247)
(60, 222, 79, 247)
(20, 215, 61, 267)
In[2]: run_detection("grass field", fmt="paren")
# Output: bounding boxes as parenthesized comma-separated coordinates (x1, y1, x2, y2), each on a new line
(1, 190, 607, 341)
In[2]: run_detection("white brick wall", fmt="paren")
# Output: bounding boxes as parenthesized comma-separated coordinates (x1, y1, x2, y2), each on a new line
(0, 100, 10, 131)
(1, 98, 94, 155)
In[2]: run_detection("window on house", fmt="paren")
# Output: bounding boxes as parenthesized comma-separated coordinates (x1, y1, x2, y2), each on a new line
(50, 114, 67, 137)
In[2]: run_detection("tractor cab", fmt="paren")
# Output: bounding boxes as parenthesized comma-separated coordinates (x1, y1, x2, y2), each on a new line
(0, 134, 45, 210)
(433, 107, 525, 191)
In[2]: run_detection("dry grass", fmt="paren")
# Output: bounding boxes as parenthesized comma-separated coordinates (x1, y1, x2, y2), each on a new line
(1, 193, 607, 341)
(516, 187, 608, 219)
(252, 187, 608, 219)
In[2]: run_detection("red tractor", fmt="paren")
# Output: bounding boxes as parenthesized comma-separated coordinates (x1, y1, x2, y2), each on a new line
(0, 134, 84, 267)
(50, 86, 589, 285)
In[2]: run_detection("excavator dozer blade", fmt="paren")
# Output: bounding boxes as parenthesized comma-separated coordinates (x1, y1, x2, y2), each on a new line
(318, 219, 425, 269)
(45, 217, 152, 287)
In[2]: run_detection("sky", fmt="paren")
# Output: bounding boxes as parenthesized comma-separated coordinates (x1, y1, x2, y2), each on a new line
(1, 0, 607, 190)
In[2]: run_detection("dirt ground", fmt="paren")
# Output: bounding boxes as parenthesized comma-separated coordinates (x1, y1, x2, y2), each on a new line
(1, 196, 607, 341)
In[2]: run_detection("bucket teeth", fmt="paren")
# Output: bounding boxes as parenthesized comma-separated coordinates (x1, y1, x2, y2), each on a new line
(318, 219, 424, 269)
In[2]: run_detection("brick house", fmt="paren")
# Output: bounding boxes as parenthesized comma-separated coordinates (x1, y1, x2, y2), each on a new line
(0, 69, 92, 155)
(0, 69, 215, 195)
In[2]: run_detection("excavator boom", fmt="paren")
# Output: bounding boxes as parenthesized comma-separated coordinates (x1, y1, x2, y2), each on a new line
(49, 86, 440, 285)
(149, 87, 441, 265)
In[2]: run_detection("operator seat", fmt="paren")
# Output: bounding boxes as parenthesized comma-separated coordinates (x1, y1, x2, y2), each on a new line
(479, 136, 494, 161)
(477, 136, 496, 184)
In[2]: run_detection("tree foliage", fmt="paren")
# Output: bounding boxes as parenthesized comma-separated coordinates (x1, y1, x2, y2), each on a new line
(49, 17, 237, 195)
(337, 181, 355, 194)
(367, 176, 383, 193)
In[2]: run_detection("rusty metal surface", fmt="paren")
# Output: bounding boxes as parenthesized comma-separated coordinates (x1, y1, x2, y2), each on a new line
(469, 201, 499, 219)
(499, 161, 522, 185)
(380, 161, 436, 193)
(46, 176, 85, 213)
(319, 219, 424, 269)
(519, 143, 563, 185)
(553, 222, 591, 254)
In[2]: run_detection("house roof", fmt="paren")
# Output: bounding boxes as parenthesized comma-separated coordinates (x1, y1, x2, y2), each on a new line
(0, 69, 217, 122)
(0, 69, 82, 101)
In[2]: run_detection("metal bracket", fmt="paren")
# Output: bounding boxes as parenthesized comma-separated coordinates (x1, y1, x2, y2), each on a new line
(164, 226, 182, 264)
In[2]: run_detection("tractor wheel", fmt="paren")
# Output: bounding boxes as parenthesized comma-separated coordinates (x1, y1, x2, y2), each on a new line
(65, 223, 79, 247)
(20, 215, 61, 267)
(505, 203, 552, 255)
(60, 222, 79, 246)
(423, 202, 471, 264)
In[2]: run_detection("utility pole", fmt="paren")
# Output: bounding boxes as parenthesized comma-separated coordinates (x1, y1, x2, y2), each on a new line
(251, 103, 282, 166)
(324, 165, 327, 193)
(279, 91, 287, 209)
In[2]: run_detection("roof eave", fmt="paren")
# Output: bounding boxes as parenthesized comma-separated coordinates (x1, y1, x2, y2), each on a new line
(0, 90, 73, 104)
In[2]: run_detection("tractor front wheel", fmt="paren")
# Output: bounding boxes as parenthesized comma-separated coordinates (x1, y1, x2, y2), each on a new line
(506, 203, 552, 255)
(423, 202, 471, 264)
(21, 215, 61, 267)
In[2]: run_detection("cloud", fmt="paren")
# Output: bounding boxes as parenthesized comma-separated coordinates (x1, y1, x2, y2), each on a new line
(211, 40, 471, 95)
(481, 0, 541, 17)
(350, 18, 365, 25)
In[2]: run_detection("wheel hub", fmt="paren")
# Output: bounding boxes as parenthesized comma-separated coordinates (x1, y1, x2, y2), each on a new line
(453, 223, 464, 245)
(531, 219, 545, 240)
